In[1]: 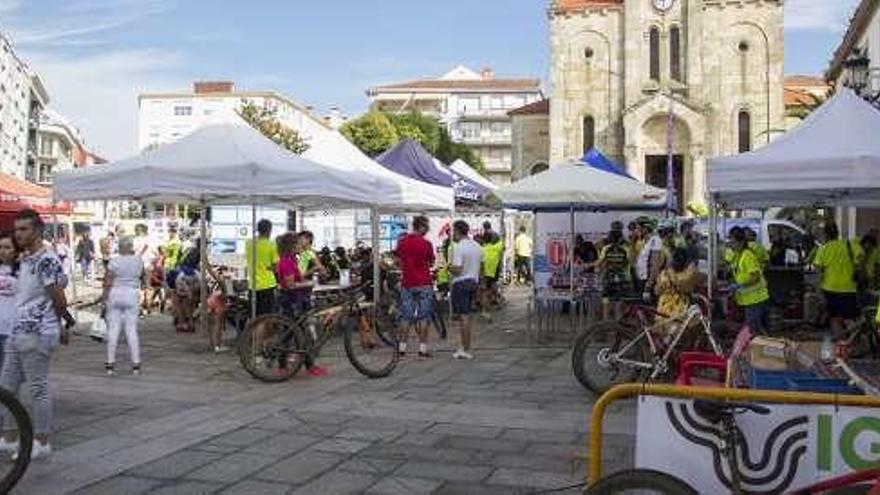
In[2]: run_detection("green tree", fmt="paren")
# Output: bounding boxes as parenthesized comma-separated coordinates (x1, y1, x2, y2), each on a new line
(238, 102, 310, 154)
(340, 111, 399, 157)
(342, 110, 485, 173)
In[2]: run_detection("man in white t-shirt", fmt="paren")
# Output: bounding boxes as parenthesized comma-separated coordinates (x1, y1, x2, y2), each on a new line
(636, 220, 664, 300)
(450, 220, 483, 360)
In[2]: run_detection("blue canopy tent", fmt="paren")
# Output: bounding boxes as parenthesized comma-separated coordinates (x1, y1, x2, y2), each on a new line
(581, 148, 634, 180)
(377, 139, 490, 204)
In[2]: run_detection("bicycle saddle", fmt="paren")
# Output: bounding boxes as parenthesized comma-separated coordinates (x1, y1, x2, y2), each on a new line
(693, 400, 771, 424)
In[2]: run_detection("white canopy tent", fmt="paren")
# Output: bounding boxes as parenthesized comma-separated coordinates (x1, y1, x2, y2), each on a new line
(53, 122, 447, 327)
(708, 89, 880, 209)
(496, 161, 667, 211)
(450, 159, 497, 191)
(54, 123, 406, 209)
(302, 126, 454, 212)
(498, 161, 667, 335)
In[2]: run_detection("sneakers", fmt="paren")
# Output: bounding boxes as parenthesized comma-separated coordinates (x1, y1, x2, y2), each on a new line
(0, 438, 18, 454)
(132, 364, 141, 376)
(307, 366, 330, 377)
(13, 441, 51, 461)
(213, 346, 230, 354)
(105, 363, 115, 376)
(452, 349, 474, 360)
(418, 351, 433, 359)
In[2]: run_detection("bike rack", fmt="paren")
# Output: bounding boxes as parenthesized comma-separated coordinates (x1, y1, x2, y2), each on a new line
(588, 383, 880, 486)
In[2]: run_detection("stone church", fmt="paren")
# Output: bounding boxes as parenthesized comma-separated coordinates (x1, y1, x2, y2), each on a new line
(510, 0, 785, 208)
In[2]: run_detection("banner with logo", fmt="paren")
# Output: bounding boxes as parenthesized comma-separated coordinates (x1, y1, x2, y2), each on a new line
(636, 396, 880, 493)
(534, 212, 650, 291)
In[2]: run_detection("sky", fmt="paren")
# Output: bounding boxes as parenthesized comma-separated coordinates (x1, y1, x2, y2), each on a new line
(0, 0, 863, 160)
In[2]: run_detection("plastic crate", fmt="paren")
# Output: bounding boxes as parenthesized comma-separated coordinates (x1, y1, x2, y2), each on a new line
(786, 377, 863, 395)
(750, 368, 814, 391)
(749, 368, 863, 395)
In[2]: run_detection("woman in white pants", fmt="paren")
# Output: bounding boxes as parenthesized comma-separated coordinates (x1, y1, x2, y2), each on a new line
(103, 236, 143, 376)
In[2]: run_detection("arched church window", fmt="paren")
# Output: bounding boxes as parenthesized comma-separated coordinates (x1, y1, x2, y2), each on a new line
(582, 116, 595, 153)
(670, 26, 682, 82)
(738, 110, 751, 153)
(649, 27, 660, 81)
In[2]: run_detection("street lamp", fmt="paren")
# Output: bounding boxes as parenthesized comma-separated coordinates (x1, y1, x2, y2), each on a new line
(843, 48, 870, 95)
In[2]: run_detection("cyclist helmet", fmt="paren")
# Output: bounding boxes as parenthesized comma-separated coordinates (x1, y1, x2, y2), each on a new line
(610, 220, 624, 232)
(636, 216, 657, 230)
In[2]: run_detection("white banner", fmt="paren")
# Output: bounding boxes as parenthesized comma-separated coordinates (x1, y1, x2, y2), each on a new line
(636, 396, 880, 493)
(534, 212, 650, 291)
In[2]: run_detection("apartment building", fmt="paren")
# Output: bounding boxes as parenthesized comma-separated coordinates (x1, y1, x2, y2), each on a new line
(0, 31, 49, 180)
(367, 65, 543, 185)
(138, 81, 337, 152)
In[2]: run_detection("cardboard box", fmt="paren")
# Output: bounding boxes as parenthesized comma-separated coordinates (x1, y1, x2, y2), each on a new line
(748, 337, 789, 370)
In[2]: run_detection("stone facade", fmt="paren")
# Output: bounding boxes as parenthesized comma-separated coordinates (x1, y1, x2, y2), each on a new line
(509, 100, 551, 180)
(530, 0, 785, 207)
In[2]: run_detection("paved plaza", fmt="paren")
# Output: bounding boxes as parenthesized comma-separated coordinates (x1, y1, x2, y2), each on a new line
(14, 289, 636, 494)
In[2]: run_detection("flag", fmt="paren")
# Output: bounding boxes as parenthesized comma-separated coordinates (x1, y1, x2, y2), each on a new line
(666, 95, 678, 213)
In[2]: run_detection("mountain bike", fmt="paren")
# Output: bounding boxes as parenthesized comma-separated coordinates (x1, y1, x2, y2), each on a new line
(572, 296, 724, 394)
(586, 399, 880, 494)
(238, 286, 400, 381)
(0, 387, 34, 493)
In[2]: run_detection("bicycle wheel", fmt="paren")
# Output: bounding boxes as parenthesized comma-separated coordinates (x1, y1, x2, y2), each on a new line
(0, 387, 33, 493)
(572, 321, 650, 394)
(343, 310, 400, 379)
(238, 315, 305, 383)
(586, 469, 697, 494)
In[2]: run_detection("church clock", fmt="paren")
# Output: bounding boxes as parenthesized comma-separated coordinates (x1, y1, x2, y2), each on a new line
(653, 0, 674, 12)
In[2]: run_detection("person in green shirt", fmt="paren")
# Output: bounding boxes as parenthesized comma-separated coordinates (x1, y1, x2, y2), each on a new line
(744, 227, 769, 267)
(245, 219, 279, 316)
(729, 226, 771, 333)
(163, 226, 182, 271)
(861, 234, 880, 290)
(813, 222, 863, 336)
(296, 230, 325, 280)
(479, 222, 504, 318)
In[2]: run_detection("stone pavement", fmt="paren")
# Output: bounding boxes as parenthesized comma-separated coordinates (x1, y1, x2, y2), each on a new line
(13, 288, 636, 494)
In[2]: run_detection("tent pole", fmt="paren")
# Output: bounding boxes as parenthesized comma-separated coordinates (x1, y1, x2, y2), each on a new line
(569, 205, 575, 301)
(370, 207, 380, 309)
(250, 201, 257, 320)
(708, 197, 717, 316)
(199, 200, 209, 336)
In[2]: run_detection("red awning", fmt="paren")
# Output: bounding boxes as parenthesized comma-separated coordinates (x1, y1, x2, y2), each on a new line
(0, 172, 72, 215)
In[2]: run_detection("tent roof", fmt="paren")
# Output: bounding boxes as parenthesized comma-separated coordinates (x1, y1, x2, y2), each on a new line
(53, 123, 409, 210)
(449, 159, 497, 190)
(300, 126, 453, 212)
(708, 89, 880, 208)
(496, 161, 667, 211)
(582, 148, 634, 179)
(377, 139, 453, 188)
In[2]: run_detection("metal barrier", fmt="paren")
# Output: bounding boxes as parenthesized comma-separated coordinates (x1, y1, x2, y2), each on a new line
(588, 383, 880, 486)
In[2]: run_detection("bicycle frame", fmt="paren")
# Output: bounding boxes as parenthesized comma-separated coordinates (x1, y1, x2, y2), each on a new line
(609, 304, 723, 380)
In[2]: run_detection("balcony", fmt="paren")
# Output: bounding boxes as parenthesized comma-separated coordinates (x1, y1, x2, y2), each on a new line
(453, 133, 512, 146)
(456, 108, 510, 120)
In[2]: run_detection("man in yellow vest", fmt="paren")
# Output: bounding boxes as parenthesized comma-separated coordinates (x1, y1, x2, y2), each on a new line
(728, 226, 771, 333)
(480, 221, 504, 319)
(814, 222, 863, 336)
(514, 225, 532, 284)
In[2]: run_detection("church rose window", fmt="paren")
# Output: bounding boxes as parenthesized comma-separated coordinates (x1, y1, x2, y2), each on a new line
(670, 26, 682, 81)
(649, 27, 660, 81)
(738, 110, 751, 153)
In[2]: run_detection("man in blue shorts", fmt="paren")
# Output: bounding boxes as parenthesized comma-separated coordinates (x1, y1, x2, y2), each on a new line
(396, 216, 435, 358)
(450, 220, 483, 360)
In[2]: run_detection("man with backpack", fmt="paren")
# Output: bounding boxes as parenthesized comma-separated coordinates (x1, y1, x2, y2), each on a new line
(596, 221, 632, 320)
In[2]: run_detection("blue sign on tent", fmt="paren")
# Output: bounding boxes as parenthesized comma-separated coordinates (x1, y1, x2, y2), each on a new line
(581, 148, 634, 180)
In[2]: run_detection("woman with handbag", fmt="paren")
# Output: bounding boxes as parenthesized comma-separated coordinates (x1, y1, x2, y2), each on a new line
(103, 236, 144, 376)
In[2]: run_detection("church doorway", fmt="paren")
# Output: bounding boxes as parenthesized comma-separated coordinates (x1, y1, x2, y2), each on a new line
(645, 155, 684, 211)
